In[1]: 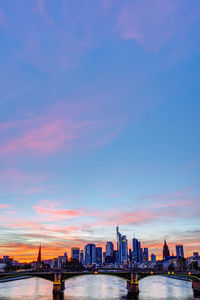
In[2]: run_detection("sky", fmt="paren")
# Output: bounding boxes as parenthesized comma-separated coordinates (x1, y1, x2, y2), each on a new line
(0, 0, 200, 262)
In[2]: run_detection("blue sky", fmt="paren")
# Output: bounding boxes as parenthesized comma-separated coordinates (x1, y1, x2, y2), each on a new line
(0, 0, 200, 261)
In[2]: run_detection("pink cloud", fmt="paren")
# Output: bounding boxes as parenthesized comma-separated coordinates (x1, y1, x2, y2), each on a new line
(116, 0, 200, 53)
(0, 203, 11, 209)
(0, 100, 125, 156)
(33, 201, 83, 220)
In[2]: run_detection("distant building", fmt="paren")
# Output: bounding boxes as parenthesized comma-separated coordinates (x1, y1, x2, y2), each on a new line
(163, 240, 170, 260)
(106, 242, 114, 257)
(132, 237, 143, 263)
(103, 251, 106, 264)
(121, 235, 128, 263)
(193, 252, 199, 257)
(143, 248, 149, 262)
(129, 249, 132, 262)
(53, 258, 58, 268)
(96, 247, 102, 265)
(80, 250, 84, 264)
(151, 253, 156, 262)
(113, 250, 118, 264)
(58, 256, 64, 268)
(84, 244, 96, 266)
(105, 242, 114, 263)
(63, 252, 68, 264)
(71, 248, 80, 262)
(176, 245, 184, 258)
(37, 244, 42, 263)
(116, 227, 128, 264)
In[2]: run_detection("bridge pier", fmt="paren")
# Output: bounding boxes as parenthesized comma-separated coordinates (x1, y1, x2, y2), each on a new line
(127, 273, 139, 297)
(52, 273, 65, 295)
(192, 281, 200, 297)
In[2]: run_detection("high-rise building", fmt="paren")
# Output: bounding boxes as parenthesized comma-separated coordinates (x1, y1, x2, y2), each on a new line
(103, 252, 106, 264)
(58, 256, 64, 268)
(151, 253, 156, 262)
(113, 250, 118, 264)
(121, 235, 128, 263)
(176, 245, 184, 258)
(71, 247, 80, 262)
(116, 227, 128, 264)
(132, 237, 143, 263)
(129, 249, 132, 262)
(116, 226, 122, 264)
(163, 240, 170, 260)
(106, 242, 114, 257)
(80, 250, 84, 264)
(63, 252, 68, 264)
(96, 247, 102, 265)
(143, 248, 149, 262)
(84, 244, 96, 265)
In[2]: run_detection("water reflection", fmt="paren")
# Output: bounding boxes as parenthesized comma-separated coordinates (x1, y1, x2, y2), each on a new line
(0, 275, 198, 300)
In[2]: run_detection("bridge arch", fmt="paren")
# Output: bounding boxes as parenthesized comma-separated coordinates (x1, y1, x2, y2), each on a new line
(62, 272, 132, 283)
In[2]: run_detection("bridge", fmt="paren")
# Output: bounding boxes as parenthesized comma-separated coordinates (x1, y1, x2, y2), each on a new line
(0, 270, 200, 297)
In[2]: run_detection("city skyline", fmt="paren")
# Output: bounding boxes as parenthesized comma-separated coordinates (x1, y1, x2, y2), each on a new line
(0, 0, 200, 262)
(0, 227, 194, 263)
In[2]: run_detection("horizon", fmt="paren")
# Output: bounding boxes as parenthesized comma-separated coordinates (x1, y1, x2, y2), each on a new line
(0, 1, 200, 263)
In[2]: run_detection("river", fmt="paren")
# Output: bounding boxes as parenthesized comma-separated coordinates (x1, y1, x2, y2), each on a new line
(0, 275, 199, 300)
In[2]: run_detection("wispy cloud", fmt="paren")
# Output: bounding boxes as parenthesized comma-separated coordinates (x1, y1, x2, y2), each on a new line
(116, 0, 200, 54)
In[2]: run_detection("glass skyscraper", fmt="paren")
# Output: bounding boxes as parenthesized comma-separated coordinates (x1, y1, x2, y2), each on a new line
(176, 245, 184, 258)
(84, 244, 96, 266)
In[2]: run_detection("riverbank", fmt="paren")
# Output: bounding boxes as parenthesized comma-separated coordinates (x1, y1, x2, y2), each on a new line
(0, 275, 30, 283)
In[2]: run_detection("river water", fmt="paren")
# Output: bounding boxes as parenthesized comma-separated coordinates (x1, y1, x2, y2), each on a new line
(0, 275, 199, 300)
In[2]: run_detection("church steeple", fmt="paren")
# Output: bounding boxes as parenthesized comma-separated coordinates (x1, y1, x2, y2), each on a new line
(37, 244, 42, 263)
(163, 239, 170, 259)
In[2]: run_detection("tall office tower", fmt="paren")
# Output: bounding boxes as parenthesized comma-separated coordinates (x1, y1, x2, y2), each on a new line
(138, 242, 143, 262)
(121, 235, 128, 263)
(163, 240, 170, 259)
(132, 237, 139, 262)
(63, 252, 68, 264)
(116, 226, 122, 264)
(71, 247, 80, 262)
(176, 245, 184, 258)
(106, 241, 114, 257)
(80, 250, 84, 264)
(96, 247, 102, 265)
(143, 248, 149, 262)
(84, 244, 96, 265)
(113, 250, 118, 264)
(132, 237, 143, 263)
(103, 252, 106, 264)
(151, 253, 156, 262)
(58, 256, 63, 268)
(129, 249, 132, 262)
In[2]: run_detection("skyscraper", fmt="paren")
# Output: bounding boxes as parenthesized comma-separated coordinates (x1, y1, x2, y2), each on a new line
(63, 252, 68, 264)
(80, 250, 84, 264)
(71, 247, 80, 262)
(121, 235, 128, 263)
(84, 244, 96, 266)
(132, 237, 143, 263)
(163, 240, 170, 260)
(116, 226, 122, 264)
(143, 248, 149, 262)
(176, 245, 184, 258)
(116, 227, 128, 264)
(96, 247, 102, 265)
(106, 241, 114, 257)
(151, 253, 156, 262)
